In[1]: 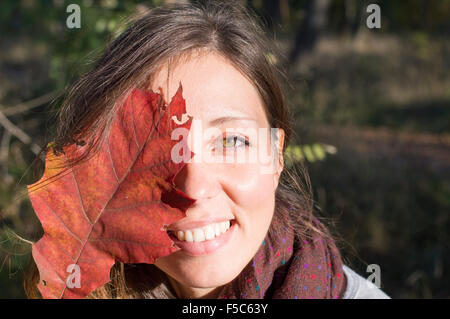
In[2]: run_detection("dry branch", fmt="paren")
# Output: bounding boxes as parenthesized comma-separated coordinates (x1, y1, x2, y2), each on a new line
(0, 90, 60, 116)
(0, 110, 41, 155)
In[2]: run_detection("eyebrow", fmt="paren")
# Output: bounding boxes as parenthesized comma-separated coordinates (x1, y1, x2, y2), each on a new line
(208, 116, 257, 126)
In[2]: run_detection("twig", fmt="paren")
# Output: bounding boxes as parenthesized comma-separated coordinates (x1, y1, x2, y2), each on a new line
(0, 90, 61, 116)
(0, 130, 13, 184)
(0, 130, 11, 163)
(0, 110, 42, 155)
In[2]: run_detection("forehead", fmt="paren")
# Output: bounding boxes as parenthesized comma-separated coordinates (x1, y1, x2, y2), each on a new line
(148, 51, 269, 126)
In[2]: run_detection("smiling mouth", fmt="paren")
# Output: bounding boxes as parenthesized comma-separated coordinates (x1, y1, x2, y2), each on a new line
(167, 219, 236, 243)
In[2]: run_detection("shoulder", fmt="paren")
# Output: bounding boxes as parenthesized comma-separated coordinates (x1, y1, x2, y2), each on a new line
(342, 265, 391, 299)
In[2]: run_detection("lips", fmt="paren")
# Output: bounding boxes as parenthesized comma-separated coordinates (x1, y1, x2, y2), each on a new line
(167, 220, 237, 256)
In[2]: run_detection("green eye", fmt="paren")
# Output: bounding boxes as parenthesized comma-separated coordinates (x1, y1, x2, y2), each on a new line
(222, 136, 249, 148)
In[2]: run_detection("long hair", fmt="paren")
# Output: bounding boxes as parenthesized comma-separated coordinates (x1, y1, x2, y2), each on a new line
(25, 0, 335, 298)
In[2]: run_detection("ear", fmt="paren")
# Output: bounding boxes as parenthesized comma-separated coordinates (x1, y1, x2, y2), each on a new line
(273, 128, 285, 188)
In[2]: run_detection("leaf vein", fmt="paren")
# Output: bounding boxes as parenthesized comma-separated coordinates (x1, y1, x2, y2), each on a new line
(130, 105, 140, 149)
(107, 139, 120, 183)
(131, 158, 172, 174)
(104, 200, 160, 211)
(71, 169, 93, 226)
(38, 196, 83, 246)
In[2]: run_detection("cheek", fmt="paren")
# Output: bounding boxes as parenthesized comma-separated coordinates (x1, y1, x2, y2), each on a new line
(214, 163, 276, 210)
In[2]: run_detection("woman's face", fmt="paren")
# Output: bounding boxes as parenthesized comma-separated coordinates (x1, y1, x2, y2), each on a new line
(150, 50, 284, 299)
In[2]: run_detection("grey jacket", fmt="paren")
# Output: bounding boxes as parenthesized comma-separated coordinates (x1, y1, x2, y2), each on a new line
(342, 265, 390, 299)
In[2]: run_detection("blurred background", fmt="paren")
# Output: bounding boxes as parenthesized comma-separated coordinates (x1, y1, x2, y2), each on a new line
(0, 0, 449, 298)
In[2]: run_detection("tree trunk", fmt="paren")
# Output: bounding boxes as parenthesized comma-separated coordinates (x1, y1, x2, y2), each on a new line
(288, 0, 330, 66)
(262, 0, 281, 32)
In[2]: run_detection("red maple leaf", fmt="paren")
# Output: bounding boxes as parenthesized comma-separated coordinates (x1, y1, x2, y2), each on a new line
(27, 83, 194, 298)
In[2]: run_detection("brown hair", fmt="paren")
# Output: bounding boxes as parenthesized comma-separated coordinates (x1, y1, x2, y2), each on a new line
(25, 0, 334, 298)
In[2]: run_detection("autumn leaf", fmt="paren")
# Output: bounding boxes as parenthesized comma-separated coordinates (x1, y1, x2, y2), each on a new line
(27, 83, 195, 298)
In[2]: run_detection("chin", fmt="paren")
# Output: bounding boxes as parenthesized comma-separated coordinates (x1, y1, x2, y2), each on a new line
(178, 263, 240, 288)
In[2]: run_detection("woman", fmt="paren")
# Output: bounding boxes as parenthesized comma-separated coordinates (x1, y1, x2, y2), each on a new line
(25, 0, 389, 299)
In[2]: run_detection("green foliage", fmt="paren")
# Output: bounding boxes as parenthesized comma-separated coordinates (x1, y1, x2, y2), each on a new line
(285, 143, 337, 165)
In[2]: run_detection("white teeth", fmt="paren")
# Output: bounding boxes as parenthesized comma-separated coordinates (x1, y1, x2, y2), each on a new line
(185, 230, 194, 242)
(193, 228, 205, 242)
(204, 225, 215, 240)
(214, 223, 221, 237)
(171, 220, 233, 242)
(220, 221, 230, 233)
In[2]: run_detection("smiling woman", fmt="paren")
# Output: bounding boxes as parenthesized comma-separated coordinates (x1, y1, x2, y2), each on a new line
(148, 50, 285, 299)
(24, 0, 388, 299)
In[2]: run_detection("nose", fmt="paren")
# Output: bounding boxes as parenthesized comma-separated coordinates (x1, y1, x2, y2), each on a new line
(173, 161, 219, 200)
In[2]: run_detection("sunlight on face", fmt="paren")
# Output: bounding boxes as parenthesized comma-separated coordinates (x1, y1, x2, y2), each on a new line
(149, 50, 284, 299)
